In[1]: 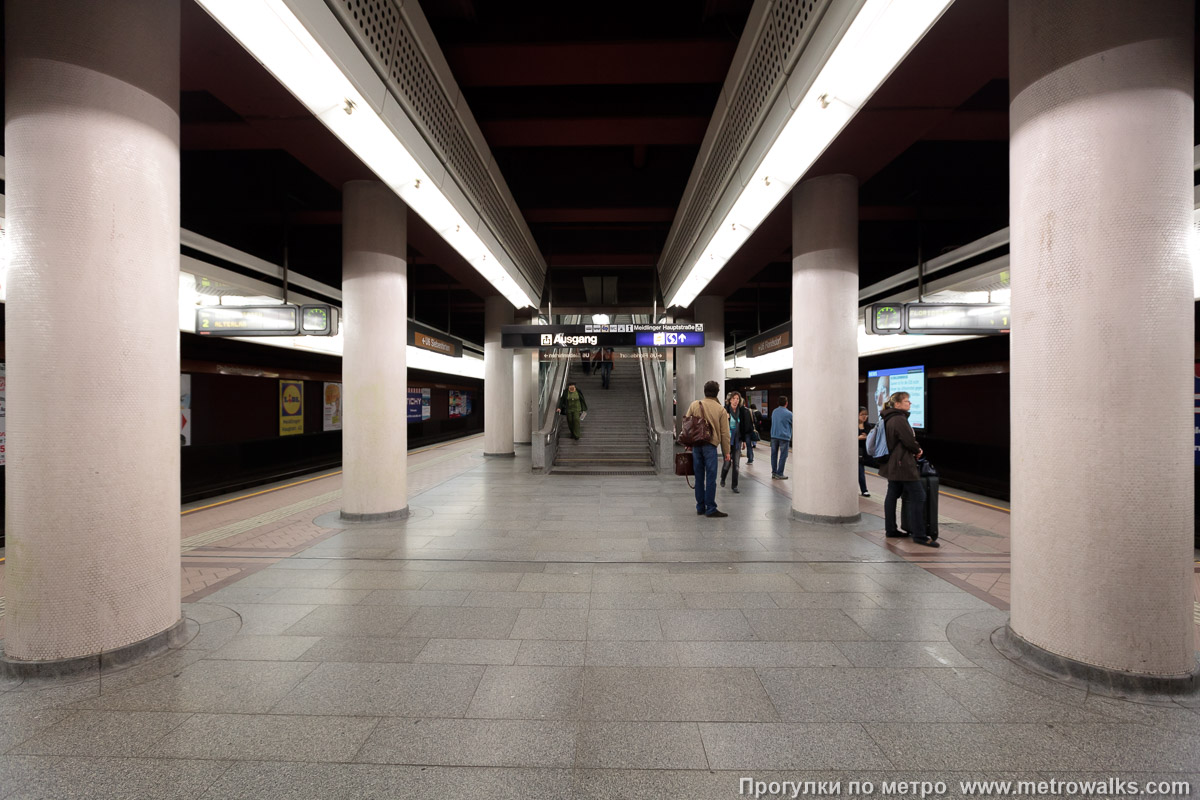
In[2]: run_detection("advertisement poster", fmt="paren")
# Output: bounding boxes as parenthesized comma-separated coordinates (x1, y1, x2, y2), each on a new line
(449, 390, 472, 418)
(407, 388, 433, 423)
(323, 382, 342, 431)
(1194, 364, 1199, 466)
(280, 380, 304, 436)
(422, 388, 431, 420)
(0, 363, 7, 465)
(181, 374, 191, 447)
(866, 366, 926, 429)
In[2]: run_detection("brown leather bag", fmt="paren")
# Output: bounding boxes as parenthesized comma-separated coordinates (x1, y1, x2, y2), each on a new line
(678, 413, 713, 447)
(674, 450, 694, 476)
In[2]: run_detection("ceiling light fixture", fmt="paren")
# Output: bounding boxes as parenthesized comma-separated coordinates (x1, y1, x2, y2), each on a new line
(666, 0, 953, 309)
(195, 0, 536, 310)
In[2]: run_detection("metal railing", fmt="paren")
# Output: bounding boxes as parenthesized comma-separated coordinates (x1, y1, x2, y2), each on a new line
(632, 314, 675, 473)
(531, 315, 581, 470)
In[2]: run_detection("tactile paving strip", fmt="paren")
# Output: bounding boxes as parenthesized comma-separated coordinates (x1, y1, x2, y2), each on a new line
(181, 490, 342, 551)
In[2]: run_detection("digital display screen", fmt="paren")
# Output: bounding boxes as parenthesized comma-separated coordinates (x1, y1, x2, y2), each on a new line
(196, 305, 299, 336)
(906, 303, 1009, 334)
(866, 365, 925, 429)
(633, 331, 705, 347)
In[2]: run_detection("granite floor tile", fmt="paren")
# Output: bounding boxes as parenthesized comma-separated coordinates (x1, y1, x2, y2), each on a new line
(582, 667, 779, 722)
(570, 768, 788, 800)
(179, 616, 242, 651)
(865, 723, 1095, 770)
(399, 607, 520, 639)
(0, 710, 74, 754)
(509, 609, 589, 640)
(0, 755, 57, 799)
(790, 573, 888, 593)
(700, 722, 892, 770)
(843, 608, 969, 641)
(419, 572, 525, 592)
(658, 610, 757, 641)
(516, 574, 592, 593)
(514, 640, 587, 667)
(680, 592, 780, 609)
(4, 756, 233, 800)
(589, 592, 686, 610)
(293, 636, 429, 663)
(149, 713, 377, 762)
(174, 760, 575, 800)
(865, 591, 995, 610)
(358, 589, 471, 607)
(587, 610, 664, 641)
(591, 575, 656, 593)
(197, 586, 281, 605)
(869, 572, 965, 593)
(834, 641, 977, 669)
(585, 641, 680, 667)
(89, 660, 317, 713)
(282, 605, 418, 638)
(326, 571, 432, 590)
(414, 638, 521, 665)
(9, 710, 191, 757)
(757, 668, 977, 722)
(208, 635, 321, 662)
(461, 591, 544, 608)
(926, 668, 1109, 723)
(464, 666, 584, 719)
(540, 592, 592, 609)
(743, 609, 872, 641)
(355, 718, 577, 767)
(651, 574, 803, 594)
(181, 602, 239, 624)
(769, 592, 883, 609)
(221, 603, 322, 636)
(674, 641, 850, 668)
(269, 662, 484, 717)
(576, 721, 708, 769)
(231, 570, 347, 589)
(1050, 724, 1200, 771)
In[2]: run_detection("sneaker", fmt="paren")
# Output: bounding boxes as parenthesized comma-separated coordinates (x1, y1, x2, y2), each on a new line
(776, 475, 788, 480)
(770, 474, 779, 480)
(731, 487, 740, 493)
(885, 530, 909, 538)
(861, 491, 871, 497)
(912, 536, 940, 548)
(706, 510, 729, 518)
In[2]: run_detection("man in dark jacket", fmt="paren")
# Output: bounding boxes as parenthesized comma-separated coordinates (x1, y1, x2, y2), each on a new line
(878, 392, 937, 547)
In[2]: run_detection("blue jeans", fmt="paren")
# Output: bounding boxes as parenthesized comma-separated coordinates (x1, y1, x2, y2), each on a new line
(770, 438, 789, 477)
(692, 443, 719, 515)
(600, 362, 611, 388)
(884, 479, 926, 537)
(858, 458, 867, 493)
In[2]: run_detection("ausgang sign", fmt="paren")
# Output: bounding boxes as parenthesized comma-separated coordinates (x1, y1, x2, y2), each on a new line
(501, 323, 705, 349)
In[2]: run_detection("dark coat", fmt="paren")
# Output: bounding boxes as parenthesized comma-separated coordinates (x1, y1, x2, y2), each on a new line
(878, 408, 920, 482)
(725, 404, 754, 440)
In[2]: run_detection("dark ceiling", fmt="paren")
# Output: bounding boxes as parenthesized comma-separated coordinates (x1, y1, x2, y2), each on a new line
(15, 1, 1194, 349)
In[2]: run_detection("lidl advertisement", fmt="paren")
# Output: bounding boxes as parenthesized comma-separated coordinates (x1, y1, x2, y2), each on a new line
(866, 366, 925, 429)
(280, 380, 304, 436)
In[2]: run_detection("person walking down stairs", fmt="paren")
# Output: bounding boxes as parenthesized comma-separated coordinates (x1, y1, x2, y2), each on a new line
(556, 382, 588, 440)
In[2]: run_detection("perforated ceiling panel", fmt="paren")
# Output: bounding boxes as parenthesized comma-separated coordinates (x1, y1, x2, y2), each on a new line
(661, 0, 830, 292)
(326, 0, 543, 293)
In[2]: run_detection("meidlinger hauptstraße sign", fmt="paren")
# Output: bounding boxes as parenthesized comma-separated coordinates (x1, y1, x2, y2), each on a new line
(501, 323, 704, 349)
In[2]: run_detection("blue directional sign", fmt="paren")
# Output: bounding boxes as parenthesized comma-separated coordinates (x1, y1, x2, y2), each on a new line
(634, 331, 705, 347)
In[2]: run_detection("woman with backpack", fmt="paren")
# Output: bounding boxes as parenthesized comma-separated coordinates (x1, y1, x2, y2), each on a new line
(857, 406, 872, 497)
(876, 391, 938, 547)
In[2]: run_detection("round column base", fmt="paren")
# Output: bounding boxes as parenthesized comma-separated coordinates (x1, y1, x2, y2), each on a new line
(0, 616, 193, 681)
(996, 625, 1200, 700)
(339, 507, 410, 523)
(484, 452, 516, 458)
(790, 510, 862, 525)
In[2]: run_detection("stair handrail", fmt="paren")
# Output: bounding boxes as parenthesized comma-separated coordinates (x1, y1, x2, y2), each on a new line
(637, 343, 675, 473)
(532, 315, 581, 470)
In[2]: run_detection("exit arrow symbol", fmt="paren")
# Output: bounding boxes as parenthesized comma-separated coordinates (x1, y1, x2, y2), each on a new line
(679, 334, 688, 343)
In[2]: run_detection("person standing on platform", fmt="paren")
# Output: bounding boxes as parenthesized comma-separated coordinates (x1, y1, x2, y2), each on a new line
(769, 396, 793, 480)
(878, 391, 937, 547)
(721, 391, 753, 493)
(857, 405, 873, 497)
(556, 382, 589, 440)
(747, 403, 762, 464)
(685, 380, 731, 518)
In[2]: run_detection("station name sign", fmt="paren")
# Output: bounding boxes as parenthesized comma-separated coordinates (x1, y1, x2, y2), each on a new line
(501, 323, 705, 349)
(867, 303, 1010, 336)
(410, 321, 462, 358)
(745, 323, 791, 358)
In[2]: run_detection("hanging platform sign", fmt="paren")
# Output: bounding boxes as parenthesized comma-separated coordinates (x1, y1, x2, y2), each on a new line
(411, 322, 463, 358)
(502, 323, 704, 349)
(746, 323, 791, 357)
(196, 304, 341, 337)
(866, 303, 1010, 335)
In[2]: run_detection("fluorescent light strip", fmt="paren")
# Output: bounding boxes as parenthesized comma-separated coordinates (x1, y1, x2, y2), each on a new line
(668, 0, 953, 309)
(196, 0, 535, 310)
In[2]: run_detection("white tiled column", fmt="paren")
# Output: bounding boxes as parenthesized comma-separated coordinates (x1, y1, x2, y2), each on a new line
(693, 296, 725, 402)
(791, 175, 861, 524)
(341, 181, 408, 520)
(674, 315, 696, 435)
(4, 0, 182, 665)
(484, 297, 515, 457)
(513, 311, 534, 445)
(1009, 0, 1196, 682)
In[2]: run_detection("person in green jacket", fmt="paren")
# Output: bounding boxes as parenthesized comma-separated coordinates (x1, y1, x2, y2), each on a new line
(556, 382, 588, 439)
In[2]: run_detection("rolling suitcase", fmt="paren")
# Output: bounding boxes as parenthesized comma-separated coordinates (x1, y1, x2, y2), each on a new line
(900, 461, 939, 541)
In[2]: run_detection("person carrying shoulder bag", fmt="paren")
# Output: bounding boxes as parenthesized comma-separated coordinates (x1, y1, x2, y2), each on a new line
(878, 391, 938, 547)
(683, 380, 731, 518)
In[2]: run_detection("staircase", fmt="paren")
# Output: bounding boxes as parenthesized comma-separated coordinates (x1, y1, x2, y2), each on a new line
(552, 349, 656, 475)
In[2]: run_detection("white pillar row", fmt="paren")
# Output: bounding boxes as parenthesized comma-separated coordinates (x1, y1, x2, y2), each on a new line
(1008, 0, 1196, 684)
(674, 315, 696, 435)
(341, 181, 408, 520)
(484, 296, 516, 456)
(3, 0, 183, 667)
(513, 311, 534, 445)
(790, 175, 861, 524)
(693, 296, 725, 403)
